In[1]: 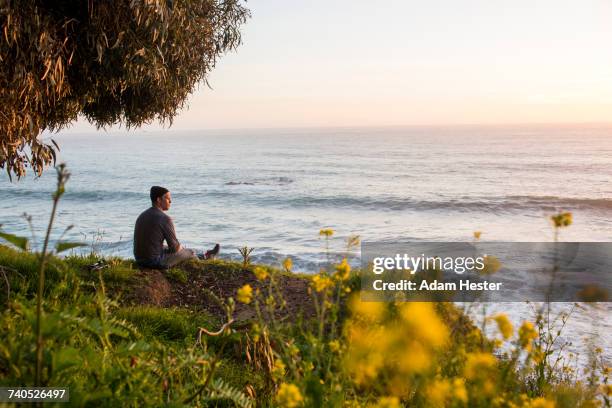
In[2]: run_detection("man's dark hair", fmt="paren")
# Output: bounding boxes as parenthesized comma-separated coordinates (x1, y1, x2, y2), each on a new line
(150, 186, 169, 204)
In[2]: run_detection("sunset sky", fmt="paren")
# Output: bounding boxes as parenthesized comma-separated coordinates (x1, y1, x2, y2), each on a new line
(69, 0, 612, 131)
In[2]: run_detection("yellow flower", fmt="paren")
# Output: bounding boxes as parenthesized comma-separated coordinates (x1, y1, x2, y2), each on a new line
(530, 347, 545, 364)
(551, 212, 572, 228)
(344, 325, 388, 385)
(518, 321, 538, 351)
(287, 343, 300, 357)
(251, 322, 262, 342)
(271, 359, 286, 379)
(473, 231, 482, 240)
(319, 228, 334, 237)
(370, 396, 400, 408)
(312, 273, 333, 293)
(253, 266, 269, 280)
(283, 257, 292, 272)
(328, 340, 341, 353)
(349, 297, 385, 322)
(524, 397, 556, 408)
(478, 255, 501, 275)
(236, 284, 253, 304)
(334, 258, 351, 280)
(398, 302, 448, 348)
(491, 313, 513, 340)
(453, 378, 468, 403)
(427, 379, 451, 407)
(276, 383, 303, 408)
(398, 341, 431, 374)
(464, 352, 497, 380)
(601, 384, 612, 397)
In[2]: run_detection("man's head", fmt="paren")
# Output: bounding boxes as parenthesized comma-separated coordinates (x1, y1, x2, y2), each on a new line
(150, 186, 171, 211)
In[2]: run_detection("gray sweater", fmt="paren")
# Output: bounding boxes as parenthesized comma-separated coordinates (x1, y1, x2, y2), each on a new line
(133, 207, 180, 261)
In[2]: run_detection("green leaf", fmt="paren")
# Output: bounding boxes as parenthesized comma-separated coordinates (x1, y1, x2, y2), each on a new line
(55, 241, 86, 253)
(0, 231, 29, 251)
(53, 347, 81, 373)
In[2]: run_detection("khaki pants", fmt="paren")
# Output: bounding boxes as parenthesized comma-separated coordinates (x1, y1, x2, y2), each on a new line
(161, 247, 197, 268)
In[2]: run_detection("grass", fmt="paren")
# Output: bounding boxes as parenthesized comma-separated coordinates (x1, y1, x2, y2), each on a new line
(0, 242, 609, 407)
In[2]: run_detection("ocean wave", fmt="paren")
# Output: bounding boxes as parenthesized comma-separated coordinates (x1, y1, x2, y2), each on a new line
(258, 194, 612, 213)
(0, 188, 144, 202)
(503, 195, 612, 211)
(3, 185, 611, 213)
(225, 176, 294, 186)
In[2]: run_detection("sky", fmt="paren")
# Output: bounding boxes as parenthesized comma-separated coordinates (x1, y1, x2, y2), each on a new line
(67, 0, 612, 132)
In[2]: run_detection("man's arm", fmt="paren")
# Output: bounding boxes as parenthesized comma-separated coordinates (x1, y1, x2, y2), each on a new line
(161, 216, 181, 253)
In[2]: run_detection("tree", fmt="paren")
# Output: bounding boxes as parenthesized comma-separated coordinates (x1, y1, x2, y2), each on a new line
(0, 0, 249, 179)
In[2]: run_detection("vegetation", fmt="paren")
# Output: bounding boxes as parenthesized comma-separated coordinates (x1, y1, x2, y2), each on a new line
(0, 0, 250, 178)
(0, 239, 610, 406)
(0, 168, 610, 406)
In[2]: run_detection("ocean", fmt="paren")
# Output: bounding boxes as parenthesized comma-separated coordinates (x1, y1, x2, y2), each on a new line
(1, 125, 610, 367)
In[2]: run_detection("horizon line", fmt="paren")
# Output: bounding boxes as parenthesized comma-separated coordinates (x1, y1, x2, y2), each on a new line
(49, 120, 612, 136)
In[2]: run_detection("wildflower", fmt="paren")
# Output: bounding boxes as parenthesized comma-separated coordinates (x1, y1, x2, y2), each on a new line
(345, 325, 388, 385)
(276, 383, 303, 408)
(478, 255, 501, 275)
(398, 302, 448, 348)
(334, 258, 351, 280)
(271, 359, 286, 379)
(473, 231, 482, 240)
(370, 396, 400, 408)
(398, 341, 431, 374)
(518, 321, 538, 351)
(551, 212, 572, 228)
(328, 340, 341, 353)
(491, 313, 513, 340)
(530, 347, 545, 364)
(251, 322, 262, 342)
(464, 352, 497, 380)
(288, 343, 300, 357)
(319, 228, 334, 237)
(427, 379, 451, 407)
(265, 295, 275, 306)
(253, 266, 269, 280)
(312, 273, 333, 293)
(236, 284, 253, 304)
(524, 397, 555, 408)
(349, 297, 385, 322)
(453, 378, 468, 403)
(283, 257, 292, 272)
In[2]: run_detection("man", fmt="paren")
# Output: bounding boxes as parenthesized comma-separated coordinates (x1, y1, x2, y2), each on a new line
(133, 186, 219, 269)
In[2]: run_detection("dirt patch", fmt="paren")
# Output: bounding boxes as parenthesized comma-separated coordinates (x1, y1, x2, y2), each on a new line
(128, 269, 172, 306)
(126, 260, 315, 323)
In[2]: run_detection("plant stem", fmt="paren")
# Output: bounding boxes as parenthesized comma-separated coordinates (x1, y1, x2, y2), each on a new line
(35, 191, 60, 386)
(35, 164, 69, 387)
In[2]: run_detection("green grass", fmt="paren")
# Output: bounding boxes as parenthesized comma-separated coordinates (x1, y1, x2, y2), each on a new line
(2, 243, 603, 407)
(115, 306, 217, 344)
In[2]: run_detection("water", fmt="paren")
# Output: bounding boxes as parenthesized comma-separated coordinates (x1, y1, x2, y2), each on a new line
(1, 125, 610, 367)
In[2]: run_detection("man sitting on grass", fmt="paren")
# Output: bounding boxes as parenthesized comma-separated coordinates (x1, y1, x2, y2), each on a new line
(133, 186, 219, 269)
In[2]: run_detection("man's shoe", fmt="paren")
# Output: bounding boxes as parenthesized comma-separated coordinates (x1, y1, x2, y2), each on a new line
(204, 243, 220, 260)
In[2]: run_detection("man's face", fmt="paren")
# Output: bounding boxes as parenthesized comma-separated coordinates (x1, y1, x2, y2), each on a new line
(157, 192, 172, 211)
